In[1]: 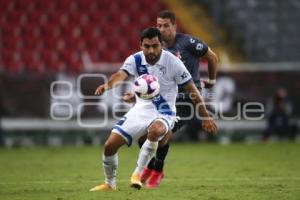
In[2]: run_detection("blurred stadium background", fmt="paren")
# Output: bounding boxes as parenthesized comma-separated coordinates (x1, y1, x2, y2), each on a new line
(0, 0, 300, 147)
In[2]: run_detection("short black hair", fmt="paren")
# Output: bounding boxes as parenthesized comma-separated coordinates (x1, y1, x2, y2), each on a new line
(140, 27, 162, 43)
(157, 10, 176, 24)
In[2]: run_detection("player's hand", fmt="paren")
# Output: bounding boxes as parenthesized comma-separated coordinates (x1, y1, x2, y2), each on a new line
(94, 84, 106, 95)
(201, 80, 215, 89)
(202, 118, 218, 134)
(122, 92, 136, 103)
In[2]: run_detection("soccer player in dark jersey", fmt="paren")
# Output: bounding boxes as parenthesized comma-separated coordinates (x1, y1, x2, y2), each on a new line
(140, 10, 219, 188)
(123, 10, 218, 188)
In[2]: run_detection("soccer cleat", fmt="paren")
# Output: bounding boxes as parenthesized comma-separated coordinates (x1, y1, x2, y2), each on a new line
(130, 174, 142, 190)
(146, 170, 164, 189)
(89, 183, 116, 191)
(140, 167, 153, 184)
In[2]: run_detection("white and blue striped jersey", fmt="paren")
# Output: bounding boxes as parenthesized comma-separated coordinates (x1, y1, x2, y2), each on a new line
(120, 50, 192, 116)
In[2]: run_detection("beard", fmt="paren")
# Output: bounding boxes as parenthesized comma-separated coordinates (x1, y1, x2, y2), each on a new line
(145, 53, 160, 65)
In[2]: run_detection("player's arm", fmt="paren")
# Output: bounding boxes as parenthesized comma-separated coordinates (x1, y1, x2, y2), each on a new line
(187, 36, 218, 88)
(183, 81, 218, 134)
(122, 92, 136, 103)
(201, 47, 218, 88)
(95, 70, 128, 95)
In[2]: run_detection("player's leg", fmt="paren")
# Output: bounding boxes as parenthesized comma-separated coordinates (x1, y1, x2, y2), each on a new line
(142, 112, 186, 173)
(90, 132, 127, 191)
(131, 119, 168, 189)
(139, 131, 171, 183)
(186, 115, 201, 141)
(144, 99, 191, 187)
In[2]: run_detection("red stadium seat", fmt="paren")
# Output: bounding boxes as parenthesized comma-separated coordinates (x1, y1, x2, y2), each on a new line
(43, 36, 59, 49)
(14, 0, 35, 11)
(41, 50, 59, 64)
(2, 36, 23, 49)
(56, 0, 77, 11)
(77, 0, 96, 11)
(0, 0, 168, 72)
(69, 11, 86, 24)
(21, 23, 41, 37)
(23, 35, 43, 50)
(3, 51, 23, 72)
(97, 0, 110, 10)
(34, 0, 56, 11)
(41, 23, 61, 37)
(89, 11, 107, 24)
(27, 11, 47, 24)
(5, 11, 25, 24)
(4, 60, 23, 72)
(1, 49, 14, 63)
(25, 59, 45, 72)
(21, 51, 39, 64)
(1, 23, 21, 37)
(0, 0, 14, 11)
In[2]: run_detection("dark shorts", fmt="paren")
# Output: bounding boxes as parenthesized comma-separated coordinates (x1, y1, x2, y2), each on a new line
(171, 96, 202, 134)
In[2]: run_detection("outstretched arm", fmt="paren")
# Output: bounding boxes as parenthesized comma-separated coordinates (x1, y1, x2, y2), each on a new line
(183, 81, 218, 134)
(95, 70, 129, 95)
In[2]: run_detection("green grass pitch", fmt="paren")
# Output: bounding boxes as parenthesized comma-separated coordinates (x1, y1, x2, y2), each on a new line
(0, 143, 299, 200)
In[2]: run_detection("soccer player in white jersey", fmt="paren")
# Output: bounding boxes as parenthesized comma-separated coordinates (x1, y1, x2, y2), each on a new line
(90, 27, 217, 191)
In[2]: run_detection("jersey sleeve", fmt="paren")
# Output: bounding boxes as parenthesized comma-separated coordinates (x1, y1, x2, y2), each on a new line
(120, 55, 136, 76)
(186, 36, 208, 57)
(173, 57, 193, 86)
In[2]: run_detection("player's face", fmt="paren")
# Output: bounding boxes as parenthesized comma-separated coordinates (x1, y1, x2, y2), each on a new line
(141, 37, 162, 65)
(156, 18, 176, 42)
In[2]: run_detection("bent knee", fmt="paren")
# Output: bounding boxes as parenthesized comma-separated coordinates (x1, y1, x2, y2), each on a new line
(104, 139, 119, 156)
(148, 120, 167, 141)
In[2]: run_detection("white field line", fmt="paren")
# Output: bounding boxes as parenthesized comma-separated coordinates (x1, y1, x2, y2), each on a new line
(0, 177, 300, 185)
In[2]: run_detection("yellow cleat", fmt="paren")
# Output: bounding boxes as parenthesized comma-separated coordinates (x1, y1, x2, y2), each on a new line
(130, 174, 142, 190)
(89, 183, 116, 191)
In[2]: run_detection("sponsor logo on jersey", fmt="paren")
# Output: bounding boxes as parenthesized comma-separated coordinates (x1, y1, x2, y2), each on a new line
(190, 38, 195, 43)
(180, 72, 188, 80)
(196, 43, 204, 51)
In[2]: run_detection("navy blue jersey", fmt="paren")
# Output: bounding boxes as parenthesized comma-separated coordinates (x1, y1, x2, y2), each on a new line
(164, 33, 208, 92)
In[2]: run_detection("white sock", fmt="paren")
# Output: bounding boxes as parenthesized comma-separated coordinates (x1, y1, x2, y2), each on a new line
(102, 153, 118, 187)
(133, 139, 158, 175)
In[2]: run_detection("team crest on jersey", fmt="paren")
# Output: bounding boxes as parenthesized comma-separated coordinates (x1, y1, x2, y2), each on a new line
(176, 51, 182, 60)
(159, 66, 166, 75)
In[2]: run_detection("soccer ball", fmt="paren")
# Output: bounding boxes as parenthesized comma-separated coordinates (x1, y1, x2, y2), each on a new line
(134, 74, 160, 100)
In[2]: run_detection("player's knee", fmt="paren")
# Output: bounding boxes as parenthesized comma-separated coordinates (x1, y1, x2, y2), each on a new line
(148, 121, 167, 141)
(104, 140, 117, 156)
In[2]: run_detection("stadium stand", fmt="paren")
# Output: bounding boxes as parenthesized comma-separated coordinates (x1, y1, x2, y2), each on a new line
(197, 0, 300, 62)
(0, 0, 167, 73)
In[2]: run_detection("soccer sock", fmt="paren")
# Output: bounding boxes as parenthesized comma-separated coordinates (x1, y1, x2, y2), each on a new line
(154, 143, 169, 172)
(147, 157, 156, 170)
(102, 153, 118, 187)
(133, 139, 158, 175)
(139, 140, 156, 170)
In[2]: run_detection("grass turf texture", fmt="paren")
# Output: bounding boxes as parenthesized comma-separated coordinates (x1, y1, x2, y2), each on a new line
(0, 143, 299, 200)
